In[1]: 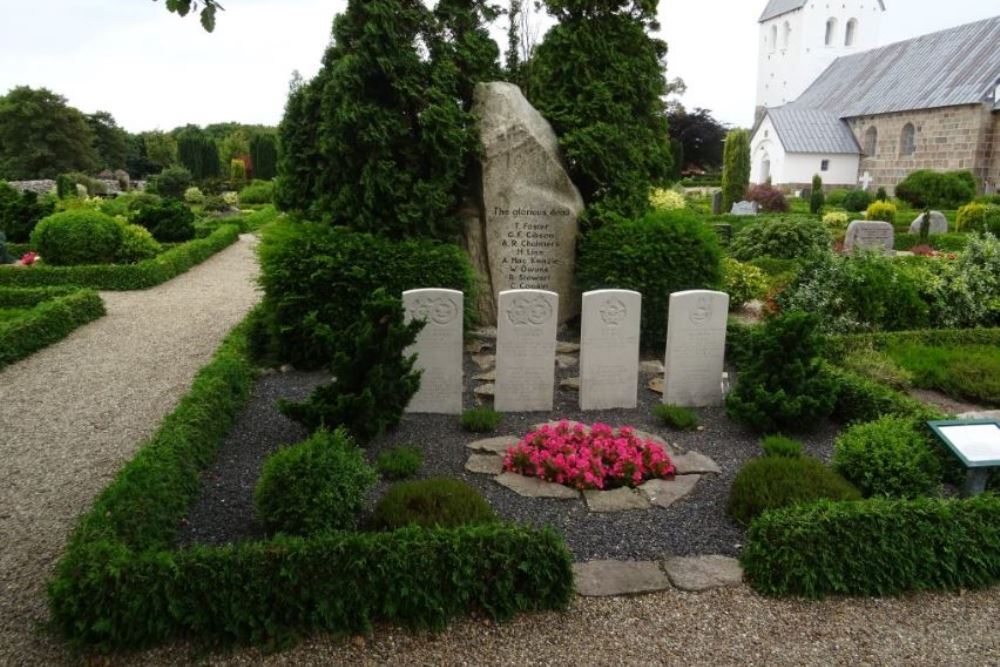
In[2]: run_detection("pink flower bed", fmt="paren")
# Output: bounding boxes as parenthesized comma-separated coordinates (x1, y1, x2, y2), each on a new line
(503, 420, 676, 491)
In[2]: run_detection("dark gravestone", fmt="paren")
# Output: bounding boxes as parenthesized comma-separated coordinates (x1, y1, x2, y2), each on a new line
(711, 191, 723, 215)
(0, 232, 13, 265)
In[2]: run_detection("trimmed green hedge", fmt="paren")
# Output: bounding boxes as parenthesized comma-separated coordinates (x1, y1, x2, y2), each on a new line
(826, 327, 1000, 359)
(741, 496, 1000, 598)
(0, 287, 105, 369)
(894, 233, 969, 252)
(48, 311, 573, 650)
(824, 363, 938, 424)
(0, 224, 240, 290)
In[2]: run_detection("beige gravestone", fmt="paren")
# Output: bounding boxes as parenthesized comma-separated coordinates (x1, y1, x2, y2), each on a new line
(844, 221, 894, 255)
(663, 290, 729, 407)
(908, 211, 948, 235)
(403, 289, 464, 414)
(495, 289, 558, 412)
(580, 289, 641, 410)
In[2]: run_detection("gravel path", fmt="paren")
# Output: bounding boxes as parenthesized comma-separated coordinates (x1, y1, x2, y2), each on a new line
(0, 235, 260, 666)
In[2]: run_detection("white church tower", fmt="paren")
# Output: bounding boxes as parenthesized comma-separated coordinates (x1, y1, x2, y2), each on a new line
(756, 0, 885, 116)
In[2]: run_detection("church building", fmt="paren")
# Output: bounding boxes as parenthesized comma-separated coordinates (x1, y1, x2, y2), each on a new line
(749, 2, 1000, 194)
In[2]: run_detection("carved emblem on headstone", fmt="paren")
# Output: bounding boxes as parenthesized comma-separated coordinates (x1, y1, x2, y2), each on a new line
(599, 297, 628, 326)
(689, 297, 713, 326)
(407, 295, 460, 326)
(506, 294, 554, 326)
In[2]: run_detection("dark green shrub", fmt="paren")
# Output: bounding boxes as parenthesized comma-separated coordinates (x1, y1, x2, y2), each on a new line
(842, 189, 872, 213)
(760, 435, 803, 458)
(809, 175, 824, 214)
(116, 222, 161, 264)
(56, 174, 75, 199)
(30, 210, 123, 265)
(202, 195, 229, 212)
(255, 428, 377, 535)
(376, 445, 423, 480)
(460, 407, 502, 433)
(258, 220, 475, 369)
(727, 456, 860, 526)
(728, 215, 831, 261)
(238, 180, 273, 205)
(725, 311, 838, 434)
(895, 170, 976, 209)
(721, 129, 751, 212)
(833, 415, 941, 498)
(875, 186, 888, 201)
(826, 189, 848, 207)
(577, 208, 723, 346)
(147, 166, 193, 199)
(279, 290, 424, 444)
(373, 477, 497, 530)
(0, 182, 55, 242)
(741, 496, 1000, 598)
(131, 198, 196, 242)
(653, 404, 698, 430)
(824, 363, 934, 424)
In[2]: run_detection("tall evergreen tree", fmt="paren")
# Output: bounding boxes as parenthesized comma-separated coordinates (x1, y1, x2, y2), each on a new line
(176, 126, 220, 180)
(86, 111, 128, 172)
(250, 133, 279, 181)
(721, 128, 750, 212)
(275, 72, 323, 213)
(526, 0, 672, 219)
(0, 86, 97, 179)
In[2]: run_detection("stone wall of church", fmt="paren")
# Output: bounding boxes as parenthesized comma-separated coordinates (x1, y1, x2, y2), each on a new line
(988, 112, 1000, 194)
(847, 103, 996, 194)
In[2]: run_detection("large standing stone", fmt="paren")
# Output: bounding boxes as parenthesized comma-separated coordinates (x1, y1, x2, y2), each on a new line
(469, 82, 584, 325)
(403, 289, 464, 414)
(663, 291, 729, 407)
(494, 289, 558, 412)
(579, 289, 641, 410)
(844, 221, 894, 255)
(908, 210, 948, 235)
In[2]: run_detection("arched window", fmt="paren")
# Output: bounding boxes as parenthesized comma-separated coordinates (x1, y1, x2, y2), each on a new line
(845, 19, 858, 46)
(864, 126, 878, 156)
(783, 21, 792, 49)
(900, 123, 916, 156)
(825, 18, 837, 46)
(770, 25, 778, 52)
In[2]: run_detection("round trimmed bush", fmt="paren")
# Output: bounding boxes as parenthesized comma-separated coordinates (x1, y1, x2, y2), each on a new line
(726, 456, 861, 526)
(131, 198, 196, 242)
(833, 415, 942, 499)
(184, 186, 205, 205)
(254, 428, 377, 535)
(30, 210, 123, 265)
(373, 477, 497, 530)
(865, 200, 896, 223)
(116, 222, 161, 264)
(729, 215, 832, 261)
(577, 209, 723, 346)
(842, 189, 872, 213)
(895, 170, 976, 209)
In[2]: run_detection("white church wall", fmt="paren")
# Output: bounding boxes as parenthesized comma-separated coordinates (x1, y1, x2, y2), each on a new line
(750, 116, 786, 184)
(782, 153, 860, 187)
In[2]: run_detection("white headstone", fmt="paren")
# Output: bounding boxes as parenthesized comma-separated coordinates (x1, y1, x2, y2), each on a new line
(663, 290, 729, 407)
(579, 290, 642, 410)
(730, 201, 758, 216)
(403, 289, 464, 414)
(494, 289, 558, 412)
(908, 211, 948, 235)
(844, 220, 894, 255)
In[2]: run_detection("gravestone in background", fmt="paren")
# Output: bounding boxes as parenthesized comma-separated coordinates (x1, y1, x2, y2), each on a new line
(663, 290, 729, 407)
(0, 232, 12, 264)
(711, 191, 723, 215)
(495, 289, 558, 412)
(730, 201, 758, 216)
(844, 220, 895, 255)
(908, 211, 948, 235)
(464, 82, 584, 325)
(403, 289, 464, 414)
(579, 289, 642, 410)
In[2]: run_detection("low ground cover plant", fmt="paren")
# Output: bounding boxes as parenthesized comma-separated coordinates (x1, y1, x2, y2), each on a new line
(239, 180, 274, 205)
(460, 407, 502, 433)
(373, 477, 497, 529)
(653, 404, 698, 430)
(885, 343, 1000, 407)
(503, 421, 675, 490)
(760, 435, 803, 458)
(833, 415, 942, 498)
(376, 444, 424, 480)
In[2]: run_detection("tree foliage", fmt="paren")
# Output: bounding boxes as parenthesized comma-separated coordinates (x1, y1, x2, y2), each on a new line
(667, 106, 727, 170)
(249, 133, 278, 181)
(175, 126, 220, 180)
(157, 0, 222, 32)
(721, 128, 750, 212)
(0, 87, 97, 180)
(86, 111, 128, 172)
(526, 0, 672, 218)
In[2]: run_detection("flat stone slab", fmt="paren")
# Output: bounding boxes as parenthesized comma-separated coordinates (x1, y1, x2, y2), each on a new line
(473, 370, 495, 381)
(639, 359, 664, 375)
(573, 560, 671, 597)
(466, 435, 519, 454)
(584, 487, 651, 513)
(672, 451, 721, 475)
(465, 453, 504, 475)
(662, 555, 743, 592)
(555, 354, 578, 369)
(560, 376, 580, 390)
(471, 353, 495, 370)
(639, 475, 701, 509)
(473, 382, 495, 397)
(494, 472, 579, 499)
(556, 341, 581, 353)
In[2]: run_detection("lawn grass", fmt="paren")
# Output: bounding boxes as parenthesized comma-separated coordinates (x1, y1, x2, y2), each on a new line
(885, 343, 1000, 407)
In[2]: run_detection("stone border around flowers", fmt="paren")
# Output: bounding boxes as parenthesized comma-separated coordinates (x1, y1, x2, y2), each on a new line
(464, 422, 721, 513)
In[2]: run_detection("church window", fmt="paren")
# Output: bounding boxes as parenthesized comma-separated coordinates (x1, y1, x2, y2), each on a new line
(821, 159, 830, 172)
(900, 124, 916, 156)
(825, 18, 837, 46)
(783, 22, 791, 49)
(771, 25, 778, 52)
(864, 126, 878, 156)
(845, 19, 858, 46)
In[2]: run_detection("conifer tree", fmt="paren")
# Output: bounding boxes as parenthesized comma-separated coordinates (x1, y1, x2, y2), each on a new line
(810, 173, 825, 214)
(721, 129, 750, 212)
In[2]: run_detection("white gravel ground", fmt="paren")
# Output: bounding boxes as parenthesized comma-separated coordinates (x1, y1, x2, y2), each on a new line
(0, 235, 260, 666)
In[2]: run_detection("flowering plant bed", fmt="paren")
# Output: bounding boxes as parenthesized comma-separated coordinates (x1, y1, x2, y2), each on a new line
(503, 421, 676, 490)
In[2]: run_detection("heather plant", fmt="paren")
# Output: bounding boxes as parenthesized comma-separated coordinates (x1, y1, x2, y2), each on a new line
(373, 477, 497, 529)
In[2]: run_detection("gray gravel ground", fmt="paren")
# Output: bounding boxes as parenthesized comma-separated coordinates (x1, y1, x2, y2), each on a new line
(0, 235, 260, 666)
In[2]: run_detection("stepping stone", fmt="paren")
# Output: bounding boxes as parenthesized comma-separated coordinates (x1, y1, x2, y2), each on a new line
(471, 353, 495, 370)
(639, 475, 701, 509)
(465, 339, 492, 354)
(560, 376, 580, 390)
(473, 369, 495, 381)
(466, 435, 519, 454)
(555, 354, 578, 369)
(662, 555, 743, 592)
(583, 487, 651, 513)
(494, 472, 579, 499)
(465, 453, 504, 475)
(648, 377, 664, 394)
(556, 341, 581, 353)
(573, 560, 671, 597)
(672, 451, 721, 475)
(639, 359, 664, 375)
(474, 382, 495, 398)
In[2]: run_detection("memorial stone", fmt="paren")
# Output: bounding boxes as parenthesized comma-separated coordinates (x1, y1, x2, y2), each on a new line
(663, 290, 729, 407)
(730, 201, 758, 216)
(579, 290, 641, 410)
(0, 232, 12, 264)
(494, 289, 558, 412)
(466, 82, 584, 325)
(711, 191, 723, 215)
(908, 210, 948, 235)
(844, 220, 894, 255)
(403, 289, 464, 414)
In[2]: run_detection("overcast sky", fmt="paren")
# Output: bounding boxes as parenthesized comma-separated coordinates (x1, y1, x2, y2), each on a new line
(0, 1, 995, 133)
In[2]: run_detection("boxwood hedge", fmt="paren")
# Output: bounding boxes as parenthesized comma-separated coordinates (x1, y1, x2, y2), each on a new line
(0, 286, 105, 369)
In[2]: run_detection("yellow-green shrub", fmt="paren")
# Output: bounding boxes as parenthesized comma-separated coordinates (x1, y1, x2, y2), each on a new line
(865, 200, 896, 223)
